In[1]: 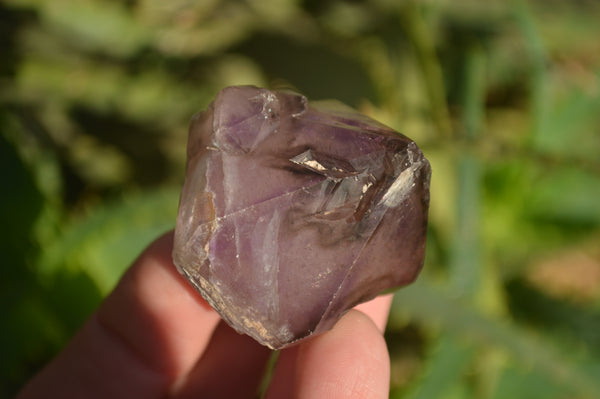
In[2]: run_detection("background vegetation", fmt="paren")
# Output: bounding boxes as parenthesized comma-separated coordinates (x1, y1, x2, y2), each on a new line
(1, 0, 599, 397)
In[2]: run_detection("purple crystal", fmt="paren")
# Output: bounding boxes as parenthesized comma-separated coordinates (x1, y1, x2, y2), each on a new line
(173, 86, 431, 349)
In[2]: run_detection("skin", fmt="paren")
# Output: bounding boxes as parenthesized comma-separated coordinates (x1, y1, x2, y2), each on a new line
(17, 232, 392, 399)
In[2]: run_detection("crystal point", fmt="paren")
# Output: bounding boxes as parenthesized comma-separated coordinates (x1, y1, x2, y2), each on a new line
(173, 86, 431, 349)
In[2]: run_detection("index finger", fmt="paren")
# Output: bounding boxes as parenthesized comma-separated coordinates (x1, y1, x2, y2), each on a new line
(18, 232, 221, 398)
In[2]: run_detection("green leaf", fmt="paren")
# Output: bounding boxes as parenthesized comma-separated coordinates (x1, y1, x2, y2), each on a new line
(404, 336, 475, 399)
(527, 168, 600, 226)
(40, 0, 149, 57)
(390, 280, 600, 398)
(39, 188, 179, 294)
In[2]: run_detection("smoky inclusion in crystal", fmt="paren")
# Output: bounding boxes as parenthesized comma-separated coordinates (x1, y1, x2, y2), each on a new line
(173, 86, 431, 349)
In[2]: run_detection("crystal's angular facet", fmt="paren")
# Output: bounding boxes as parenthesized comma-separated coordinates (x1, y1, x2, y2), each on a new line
(173, 86, 431, 349)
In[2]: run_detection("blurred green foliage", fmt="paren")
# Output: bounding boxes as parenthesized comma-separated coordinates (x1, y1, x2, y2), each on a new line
(1, 0, 599, 397)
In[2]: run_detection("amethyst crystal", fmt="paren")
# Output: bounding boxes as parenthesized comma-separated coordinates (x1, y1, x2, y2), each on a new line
(173, 86, 430, 349)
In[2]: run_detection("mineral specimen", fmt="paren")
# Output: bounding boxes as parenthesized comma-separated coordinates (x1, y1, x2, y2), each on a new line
(173, 86, 431, 349)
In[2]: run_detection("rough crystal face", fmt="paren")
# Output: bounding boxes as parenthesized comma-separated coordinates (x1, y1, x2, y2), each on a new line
(173, 86, 431, 349)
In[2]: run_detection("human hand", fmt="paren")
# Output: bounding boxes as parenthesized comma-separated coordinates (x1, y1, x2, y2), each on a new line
(18, 232, 391, 398)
